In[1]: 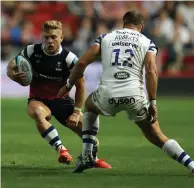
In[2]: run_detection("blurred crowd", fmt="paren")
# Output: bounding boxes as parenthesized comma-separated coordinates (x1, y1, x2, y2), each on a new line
(1, 1, 194, 74)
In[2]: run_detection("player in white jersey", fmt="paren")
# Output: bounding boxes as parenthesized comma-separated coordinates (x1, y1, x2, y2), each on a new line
(58, 10, 194, 173)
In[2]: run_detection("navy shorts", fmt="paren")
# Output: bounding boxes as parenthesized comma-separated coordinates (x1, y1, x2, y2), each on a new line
(28, 96, 75, 125)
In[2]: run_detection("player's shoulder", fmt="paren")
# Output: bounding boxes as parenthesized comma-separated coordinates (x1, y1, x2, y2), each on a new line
(61, 46, 77, 59)
(141, 34, 152, 43)
(26, 43, 43, 54)
(61, 46, 70, 56)
(21, 43, 38, 59)
(140, 33, 158, 54)
(60, 47, 78, 66)
(26, 43, 43, 51)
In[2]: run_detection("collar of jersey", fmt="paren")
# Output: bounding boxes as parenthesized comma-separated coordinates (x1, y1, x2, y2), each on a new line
(42, 44, 62, 56)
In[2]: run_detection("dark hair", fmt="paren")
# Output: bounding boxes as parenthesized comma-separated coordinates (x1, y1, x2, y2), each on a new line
(123, 10, 144, 26)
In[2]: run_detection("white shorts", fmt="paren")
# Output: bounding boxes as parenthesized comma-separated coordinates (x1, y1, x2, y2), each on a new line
(92, 89, 149, 122)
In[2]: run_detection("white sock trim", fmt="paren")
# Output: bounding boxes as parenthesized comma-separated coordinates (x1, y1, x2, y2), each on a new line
(44, 129, 58, 142)
(82, 135, 95, 140)
(181, 155, 190, 165)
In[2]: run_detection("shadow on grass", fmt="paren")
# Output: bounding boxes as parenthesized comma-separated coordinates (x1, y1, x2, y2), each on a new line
(1, 164, 74, 176)
(1, 164, 192, 178)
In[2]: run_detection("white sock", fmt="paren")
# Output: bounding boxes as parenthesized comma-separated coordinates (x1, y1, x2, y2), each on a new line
(82, 112, 99, 158)
(163, 139, 194, 172)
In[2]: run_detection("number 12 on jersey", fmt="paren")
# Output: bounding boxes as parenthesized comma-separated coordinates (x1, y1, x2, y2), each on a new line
(111, 48, 134, 68)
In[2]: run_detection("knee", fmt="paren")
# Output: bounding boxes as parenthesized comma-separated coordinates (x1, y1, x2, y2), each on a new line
(28, 107, 45, 121)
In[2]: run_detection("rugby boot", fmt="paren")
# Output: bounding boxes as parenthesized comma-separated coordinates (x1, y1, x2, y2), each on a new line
(73, 154, 95, 173)
(58, 149, 73, 165)
(95, 159, 112, 169)
(93, 140, 112, 169)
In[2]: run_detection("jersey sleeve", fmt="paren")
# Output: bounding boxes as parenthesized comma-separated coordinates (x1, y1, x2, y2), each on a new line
(19, 44, 35, 60)
(94, 34, 107, 47)
(65, 51, 78, 70)
(147, 41, 158, 55)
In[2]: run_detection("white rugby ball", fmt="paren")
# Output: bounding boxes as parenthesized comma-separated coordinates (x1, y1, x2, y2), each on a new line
(15, 55, 33, 86)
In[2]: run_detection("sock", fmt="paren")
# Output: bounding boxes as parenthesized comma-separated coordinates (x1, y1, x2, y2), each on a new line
(41, 125, 66, 152)
(82, 112, 99, 158)
(163, 139, 194, 172)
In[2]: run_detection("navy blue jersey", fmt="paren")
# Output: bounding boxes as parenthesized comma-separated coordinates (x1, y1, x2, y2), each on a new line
(20, 44, 78, 99)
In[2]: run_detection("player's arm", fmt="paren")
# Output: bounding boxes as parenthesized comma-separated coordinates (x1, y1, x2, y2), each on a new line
(7, 59, 17, 80)
(7, 45, 33, 86)
(57, 44, 100, 97)
(74, 77, 85, 113)
(145, 52, 158, 101)
(144, 51, 158, 123)
(68, 44, 100, 87)
(7, 59, 26, 85)
(65, 77, 85, 126)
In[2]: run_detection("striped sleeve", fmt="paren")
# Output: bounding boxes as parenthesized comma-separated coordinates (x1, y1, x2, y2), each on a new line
(20, 45, 35, 60)
(65, 51, 78, 70)
(147, 40, 158, 55)
(94, 34, 107, 47)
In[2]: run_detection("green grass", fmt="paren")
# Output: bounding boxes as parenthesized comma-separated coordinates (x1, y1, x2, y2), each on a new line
(1, 97, 194, 188)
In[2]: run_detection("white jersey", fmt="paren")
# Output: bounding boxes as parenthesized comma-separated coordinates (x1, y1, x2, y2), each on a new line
(95, 28, 158, 97)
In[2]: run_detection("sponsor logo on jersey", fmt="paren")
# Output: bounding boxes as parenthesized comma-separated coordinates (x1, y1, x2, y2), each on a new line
(111, 41, 138, 48)
(109, 41, 139, 50)
(33, 71, 63, 81)
(114, 71, 130, 80)
(108, 97, 135, 107)
(56, 62, 62, 71)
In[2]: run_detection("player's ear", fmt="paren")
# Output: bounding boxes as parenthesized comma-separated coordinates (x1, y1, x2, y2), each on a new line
(140, 24, 144, 32)
(59, 35, 63, 43)
(61, 34, 64, 42)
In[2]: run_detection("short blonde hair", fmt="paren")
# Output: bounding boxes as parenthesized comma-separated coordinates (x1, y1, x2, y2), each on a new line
(43, 20, 63, 31)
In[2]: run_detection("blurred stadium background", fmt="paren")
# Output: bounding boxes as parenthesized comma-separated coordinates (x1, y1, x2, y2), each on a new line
(1, 1, 194, 188)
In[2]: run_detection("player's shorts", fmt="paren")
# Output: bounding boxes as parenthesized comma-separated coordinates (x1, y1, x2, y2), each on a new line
(92, 89, 149, 122)
(28, 96, 74, 125)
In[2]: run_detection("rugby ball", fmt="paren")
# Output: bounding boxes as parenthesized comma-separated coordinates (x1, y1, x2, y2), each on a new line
(15, 55, 33, 86)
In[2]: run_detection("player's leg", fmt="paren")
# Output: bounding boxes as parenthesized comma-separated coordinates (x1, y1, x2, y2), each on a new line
(50, 97, 97, 162)
(27, 99, 72, 164)
(135, 112, 194, 173)
(52, 96, 110, 168)
(73, 109, 111, 169)
(51, 96, 82, 136)
(136, 119, 168, 148)
(52, 96, 99, 146)
(73, 93, 112, 172)
(73, 93, 101, 172)
(81, 93, 103, 157)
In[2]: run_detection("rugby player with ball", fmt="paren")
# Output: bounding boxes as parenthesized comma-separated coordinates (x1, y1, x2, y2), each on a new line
(7, 20, 111, 169)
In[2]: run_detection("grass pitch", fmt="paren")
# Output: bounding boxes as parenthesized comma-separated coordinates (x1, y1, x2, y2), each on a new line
(1, 97, 194, 188)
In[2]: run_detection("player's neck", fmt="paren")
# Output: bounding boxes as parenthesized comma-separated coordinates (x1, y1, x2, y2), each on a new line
(123, 25, 141, 32)
(42, 44, 62, 56)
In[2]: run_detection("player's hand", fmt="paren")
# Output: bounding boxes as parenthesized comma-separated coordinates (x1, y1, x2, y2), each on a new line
(66, 111, 80, 127)
(148, 104, 158, 124)
(57, 86, 71, 98)
(10, 65, 26, 84)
